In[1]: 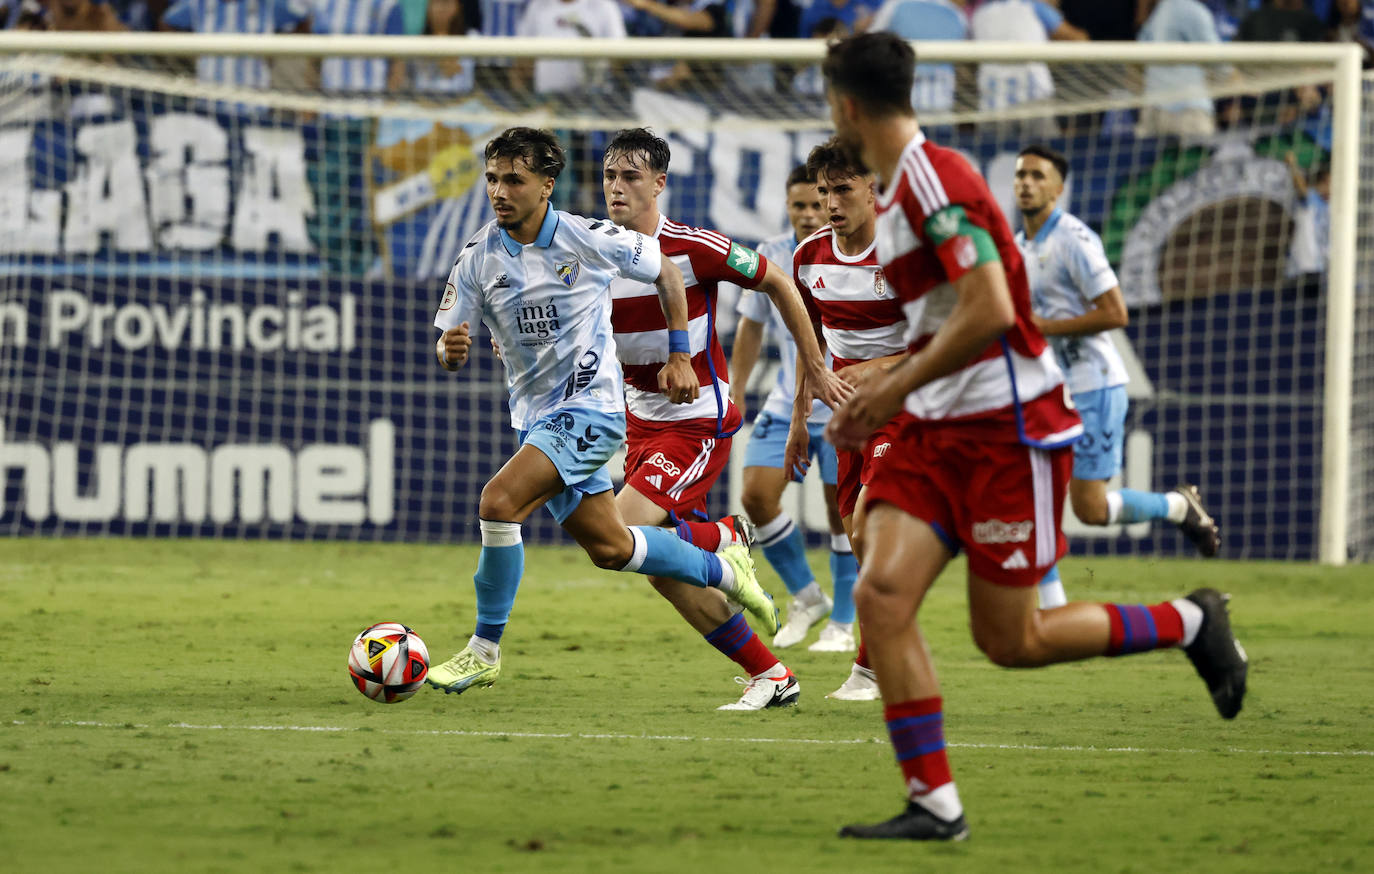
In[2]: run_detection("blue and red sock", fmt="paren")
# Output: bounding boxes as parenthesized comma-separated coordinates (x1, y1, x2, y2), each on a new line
(885, 696, 959, 816)
(704, 613, 778, 676)
(1104, 602, 1185, 655)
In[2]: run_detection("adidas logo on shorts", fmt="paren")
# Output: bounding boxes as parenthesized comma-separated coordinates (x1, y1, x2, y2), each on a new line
(1000, 549, 1030, 570)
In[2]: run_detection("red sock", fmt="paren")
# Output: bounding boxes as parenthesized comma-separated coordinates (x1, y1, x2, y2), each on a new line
(855, 640, 870, 669)
(885, 697, 953, 799)
(704, 613, 779, 676)
(1104, 602, 1185, 655)
(676, 519, 724, 551)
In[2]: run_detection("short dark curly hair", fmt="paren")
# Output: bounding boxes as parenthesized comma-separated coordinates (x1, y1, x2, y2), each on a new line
(605, 127, 672, 175)
(485, 127, 566, 179)
(806, 137, 868, 183)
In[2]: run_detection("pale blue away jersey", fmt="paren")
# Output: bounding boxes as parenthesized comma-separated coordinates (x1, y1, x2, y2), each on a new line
(436, 205, 662, 431)
(733, 231, 831, 426)
(1015, 207, 1128, 395)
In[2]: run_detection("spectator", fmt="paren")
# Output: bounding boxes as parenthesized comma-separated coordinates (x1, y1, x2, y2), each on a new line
(1329, 0, 1374, 65)
(1284, 150, 1330, 279)
(970, 0, 1085, 117)
(1237, 0, 1326, 42)
(799, 0, 873, 38)
(388, 0, 483, 94)
(161, 0, 312, 88)
(1060, 0, 1149, 40)
(1136, 0, 1223, 138)
(620, 0, 727, 90)
(476, 0, 524, 33)
(47, 0, 128, 30)
(792, 14, 850, 95)
(865, 0, 968, 113)
(513, 0, 626, 95)
(313, 0, 407, 94)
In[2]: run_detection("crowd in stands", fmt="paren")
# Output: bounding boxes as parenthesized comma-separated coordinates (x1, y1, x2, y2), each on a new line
(2, 0, 1368, 139)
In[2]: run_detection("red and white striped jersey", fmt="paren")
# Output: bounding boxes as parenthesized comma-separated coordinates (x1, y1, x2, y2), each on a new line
(874, 128, 1081, 447)
(793, 226, 907, 370)
(609, 214, 767, 435)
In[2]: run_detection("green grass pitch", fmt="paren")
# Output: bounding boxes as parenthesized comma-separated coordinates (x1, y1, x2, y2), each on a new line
(2, 539, 1371, 874)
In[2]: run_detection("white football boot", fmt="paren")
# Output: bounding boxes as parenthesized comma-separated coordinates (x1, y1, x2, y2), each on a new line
(772, 591, 832, 648)
(717, 666, 801, 711)
(807, 621, 856, 653)
(827, 663, 880, 701)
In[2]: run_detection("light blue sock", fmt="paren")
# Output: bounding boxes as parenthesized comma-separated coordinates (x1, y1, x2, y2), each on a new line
(624, 526, 723, 587)
(1116, 488, 1171, 524)
(758, 515, 813, 596)
(829, 546, 858, 624)
(473, 520, 525, 643)
(1038, 564, 1066, 609)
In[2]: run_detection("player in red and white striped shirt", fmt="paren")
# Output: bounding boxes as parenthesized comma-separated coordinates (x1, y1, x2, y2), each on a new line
(602, 128, 850, 711)
(818, 33, 1249, 841)
(781, 139, 907, 700)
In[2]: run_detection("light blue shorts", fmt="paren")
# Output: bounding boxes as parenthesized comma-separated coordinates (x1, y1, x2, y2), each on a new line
(741, 410, 838, 486)
(1071, 385, 1128, 481)
(520, 406, 626, 524)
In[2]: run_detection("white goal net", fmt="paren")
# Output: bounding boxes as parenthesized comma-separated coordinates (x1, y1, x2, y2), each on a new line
(0, 34, 1365, 562)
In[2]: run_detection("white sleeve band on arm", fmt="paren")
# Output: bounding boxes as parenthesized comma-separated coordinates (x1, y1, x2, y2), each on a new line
(479, 519, 522, 547)
(436, 336, 450, 366)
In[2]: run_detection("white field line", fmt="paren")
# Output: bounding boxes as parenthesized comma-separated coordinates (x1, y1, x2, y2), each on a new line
(8, 720, 1372, 758)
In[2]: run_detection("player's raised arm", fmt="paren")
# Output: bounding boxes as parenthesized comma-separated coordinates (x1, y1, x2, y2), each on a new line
(435, 322, 473, 371)
(653, 256, 700, 404)
(433, 243, 483, 373)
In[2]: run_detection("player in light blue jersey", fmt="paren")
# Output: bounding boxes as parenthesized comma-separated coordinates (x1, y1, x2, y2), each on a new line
(729, 165, 859, 652)
(426, 128, 777, 695)
(1014, 144, 1221, 608)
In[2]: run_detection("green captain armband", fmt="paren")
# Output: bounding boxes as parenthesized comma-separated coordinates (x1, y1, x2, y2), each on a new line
(923, 206, 1000, 281)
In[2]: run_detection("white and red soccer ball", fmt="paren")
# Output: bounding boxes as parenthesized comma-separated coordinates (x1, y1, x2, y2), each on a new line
(348, 622, 429, 703)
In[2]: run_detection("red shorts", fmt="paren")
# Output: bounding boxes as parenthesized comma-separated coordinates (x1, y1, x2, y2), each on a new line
(863, 418, 1073, 587)
(835, 415, 907, 519)
(624, 418, 732, 518)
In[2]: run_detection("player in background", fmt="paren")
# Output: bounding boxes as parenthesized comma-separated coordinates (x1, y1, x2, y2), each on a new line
(1013, 144, 1221, 609)
(729, 166, 860, 655)
(427, 127, 777, 695)
(784, 141, 912, 703)
(602, 128, 851, 711)
(819, 34, 1248, 841)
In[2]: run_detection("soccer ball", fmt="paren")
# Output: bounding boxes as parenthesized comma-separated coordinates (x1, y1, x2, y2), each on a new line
(348, 622, 429, 703)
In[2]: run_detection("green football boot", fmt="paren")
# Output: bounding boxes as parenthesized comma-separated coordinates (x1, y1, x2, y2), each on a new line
(719, 544, 779, 636)
(426, 646, 501, 695)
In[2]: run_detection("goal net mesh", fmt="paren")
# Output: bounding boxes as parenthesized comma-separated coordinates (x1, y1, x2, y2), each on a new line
(0, 42, 1365, 560)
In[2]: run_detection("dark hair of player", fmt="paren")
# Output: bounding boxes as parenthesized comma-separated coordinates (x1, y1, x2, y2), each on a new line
(822, 31, 916, 117)
(1018, 144, 1070, 182)
(786, 164, 815, 189)
(484, 127, 566, 180)
(806, 137, 868, 183)
(605, 127, 672, 175)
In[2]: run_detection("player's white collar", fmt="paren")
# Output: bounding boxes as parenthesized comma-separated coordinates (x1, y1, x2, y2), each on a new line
(497, 203, 561, 256)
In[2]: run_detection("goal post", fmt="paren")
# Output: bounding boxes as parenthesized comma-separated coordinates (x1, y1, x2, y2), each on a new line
(0, 33, 1364, 563)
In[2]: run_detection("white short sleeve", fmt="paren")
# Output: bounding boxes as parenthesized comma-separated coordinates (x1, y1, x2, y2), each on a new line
(433, 242, 483, 332)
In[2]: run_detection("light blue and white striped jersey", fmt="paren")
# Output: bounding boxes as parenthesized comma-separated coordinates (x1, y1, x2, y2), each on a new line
(867, 0, 967, 112)
(479, 0, 525, 35)
(312, 0, 404, 93)
(436, 205, 663, 431)
(734, 231, 831, 426)
(1015, 208, 1128, 395)
(162, 0, 311, 87)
